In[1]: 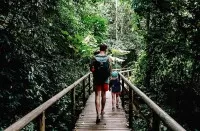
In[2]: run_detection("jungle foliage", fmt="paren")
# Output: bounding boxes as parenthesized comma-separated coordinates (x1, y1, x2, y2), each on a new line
(132, 0, 200, 130)
(0, 0, 107, 130)
(0, 0, 200, 130)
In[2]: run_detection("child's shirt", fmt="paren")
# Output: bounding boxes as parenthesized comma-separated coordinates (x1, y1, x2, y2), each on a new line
(109, 78, 121, 93)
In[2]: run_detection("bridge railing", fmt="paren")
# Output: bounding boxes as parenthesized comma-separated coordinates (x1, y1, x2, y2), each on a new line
(4, 69, 186, 131)
(112, 68, 130, 72)
(119, 70, 186, 131)
(4, 73, 92, 131)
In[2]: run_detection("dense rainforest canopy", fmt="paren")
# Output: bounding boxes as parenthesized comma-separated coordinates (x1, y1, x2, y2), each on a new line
(0, 0, 199, 130)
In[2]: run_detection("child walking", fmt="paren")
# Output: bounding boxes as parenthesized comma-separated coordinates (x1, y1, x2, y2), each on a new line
(109, 71, 121, 111)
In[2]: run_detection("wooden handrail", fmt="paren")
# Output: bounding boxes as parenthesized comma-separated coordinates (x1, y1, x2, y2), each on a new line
(119, 69, 133, 73)
(5, 72, 91, 131)
(112, 68, 131, 71)
(119, 72, 186, 131)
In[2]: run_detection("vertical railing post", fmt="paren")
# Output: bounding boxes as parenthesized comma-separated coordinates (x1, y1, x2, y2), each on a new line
(71, 88, 75, 126)
(122, 79, 125, 108)
(118, 73, 120, 89)
(88, 74, 91, 95)
(129, 87, 133, 128)
(39, 111, 45, 131)
(152, 112, 160, 131)
(83, 79, 86, 105)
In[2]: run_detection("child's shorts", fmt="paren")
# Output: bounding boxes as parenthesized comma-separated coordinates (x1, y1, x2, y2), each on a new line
(95, 84, 109, 91)
(112, 92, 121, 95)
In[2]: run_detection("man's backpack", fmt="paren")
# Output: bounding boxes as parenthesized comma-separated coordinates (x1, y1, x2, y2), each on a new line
(92, 54, 110, 84)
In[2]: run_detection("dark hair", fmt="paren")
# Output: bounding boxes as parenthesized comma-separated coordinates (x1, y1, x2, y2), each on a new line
(93, 50, 100, 55)
(99, 44, 107, 51)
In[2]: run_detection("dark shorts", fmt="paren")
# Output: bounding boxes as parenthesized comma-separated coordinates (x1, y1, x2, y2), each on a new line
(95, 84, 109, 91)
(111, 92, 121, 95)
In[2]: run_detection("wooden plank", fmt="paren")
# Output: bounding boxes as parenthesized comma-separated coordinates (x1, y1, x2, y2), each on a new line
(75, 92, 130, 131)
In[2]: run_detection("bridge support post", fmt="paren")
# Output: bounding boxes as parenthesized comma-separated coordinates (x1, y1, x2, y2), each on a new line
(127, 72, 129, 78)
(39, 111, 45, 131)
(151, 112, 160, 131)
(71, 88, 76, 126)
(88, 74, 91, 95)
(83, 79, 86, 105)
(129, 88, 133, 128)
(118, 74, 120, 82)
(121, 79, 125, 108)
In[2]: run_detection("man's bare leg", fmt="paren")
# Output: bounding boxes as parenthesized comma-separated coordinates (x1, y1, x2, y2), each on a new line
(95, 90, 101, 123)
(101, 91, 106, 114)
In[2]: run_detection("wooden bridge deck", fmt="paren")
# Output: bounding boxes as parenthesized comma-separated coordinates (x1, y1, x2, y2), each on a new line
(74, 92, 130, 131)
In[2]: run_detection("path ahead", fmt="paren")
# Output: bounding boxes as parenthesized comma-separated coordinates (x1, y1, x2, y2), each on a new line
(74, 91, 130, 131)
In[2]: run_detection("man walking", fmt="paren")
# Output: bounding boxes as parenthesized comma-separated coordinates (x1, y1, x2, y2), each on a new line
(90, 44, 112, 124)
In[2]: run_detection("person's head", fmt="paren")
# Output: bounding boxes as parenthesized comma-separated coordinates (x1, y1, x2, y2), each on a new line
(111, 71, 118, 79)
(99, 44, 108, 52)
